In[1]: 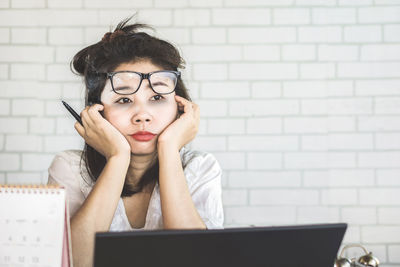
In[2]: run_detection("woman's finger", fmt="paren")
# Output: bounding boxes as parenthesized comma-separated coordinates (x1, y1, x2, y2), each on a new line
(88, 104, 105, 123)
(193, 104, 200, 118)
(175, 95, 194, 114)
(80, 106, 94, 129)
(74, 121, 85, 138)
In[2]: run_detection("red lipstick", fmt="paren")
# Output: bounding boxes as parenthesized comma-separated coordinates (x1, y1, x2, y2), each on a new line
(131, 131, 156, 142)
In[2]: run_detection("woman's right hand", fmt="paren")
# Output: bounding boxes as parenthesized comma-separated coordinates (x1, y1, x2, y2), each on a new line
(74, 104, 131, 160)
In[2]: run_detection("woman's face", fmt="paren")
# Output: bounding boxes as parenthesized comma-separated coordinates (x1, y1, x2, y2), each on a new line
(100, 60, 179, 155)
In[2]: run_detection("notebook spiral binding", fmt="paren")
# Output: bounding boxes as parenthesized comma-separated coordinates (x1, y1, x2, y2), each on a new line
(0, 184, 62, 194)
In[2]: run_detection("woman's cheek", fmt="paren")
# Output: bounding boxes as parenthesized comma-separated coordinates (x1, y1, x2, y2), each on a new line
(103, 110, 125, 131)
(102, 104, 131, 129)
(162, 101, 179, 122)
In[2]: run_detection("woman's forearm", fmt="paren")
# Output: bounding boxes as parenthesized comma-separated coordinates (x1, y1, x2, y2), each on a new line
(70, 154, 130, 267)
(157, 143, 206, 229)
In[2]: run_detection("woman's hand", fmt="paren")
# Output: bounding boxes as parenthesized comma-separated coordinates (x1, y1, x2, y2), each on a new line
(157, 95, 200, 151)
(74, 104, 131, 160)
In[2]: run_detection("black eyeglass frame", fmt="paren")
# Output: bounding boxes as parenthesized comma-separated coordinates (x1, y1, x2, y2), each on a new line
(106, 70, 181, 95)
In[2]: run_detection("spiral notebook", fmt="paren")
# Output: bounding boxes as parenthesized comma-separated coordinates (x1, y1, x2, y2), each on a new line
(0, 185, 72, 267)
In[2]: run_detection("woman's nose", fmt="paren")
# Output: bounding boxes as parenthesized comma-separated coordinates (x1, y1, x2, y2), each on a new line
(132, 111, 152, 125)
(131, 81, 153, 124)
(131, 99, 153, 125)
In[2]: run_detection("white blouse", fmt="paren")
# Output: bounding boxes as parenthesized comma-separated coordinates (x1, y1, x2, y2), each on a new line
(47, 146, 224, 231)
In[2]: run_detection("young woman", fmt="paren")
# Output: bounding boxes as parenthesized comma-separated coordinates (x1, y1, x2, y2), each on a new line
(47, 17, 224, 267)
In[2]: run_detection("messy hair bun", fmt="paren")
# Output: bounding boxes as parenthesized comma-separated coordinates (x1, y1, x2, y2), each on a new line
(71, 15, 187, 105)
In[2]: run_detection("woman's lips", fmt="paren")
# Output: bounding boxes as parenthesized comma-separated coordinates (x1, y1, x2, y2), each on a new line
(131, 133, 156, 142)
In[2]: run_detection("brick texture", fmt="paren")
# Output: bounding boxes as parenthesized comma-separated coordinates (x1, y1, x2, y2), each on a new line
(1, 2, 400, 264)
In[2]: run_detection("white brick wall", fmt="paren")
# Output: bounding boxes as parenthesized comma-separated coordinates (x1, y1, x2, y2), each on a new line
(1, 1, 400, 265)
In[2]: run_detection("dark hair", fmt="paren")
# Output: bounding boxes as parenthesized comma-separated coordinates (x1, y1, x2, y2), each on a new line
(70, 16, 191, 197)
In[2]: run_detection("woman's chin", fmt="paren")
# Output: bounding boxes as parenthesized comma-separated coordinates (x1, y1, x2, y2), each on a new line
(129, 140, 157, 155)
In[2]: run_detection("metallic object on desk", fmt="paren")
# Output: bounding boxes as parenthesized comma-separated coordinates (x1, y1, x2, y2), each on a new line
(335, 257, 352, 267)
(358, 252, 380, 267)
(334, 244, 380, 267)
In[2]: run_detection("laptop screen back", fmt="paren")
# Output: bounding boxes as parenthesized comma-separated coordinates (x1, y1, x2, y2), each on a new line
(94, 223, 347, 267)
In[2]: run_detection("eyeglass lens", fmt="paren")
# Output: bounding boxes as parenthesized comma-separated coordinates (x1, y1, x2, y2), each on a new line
(112, 71, 178, 95)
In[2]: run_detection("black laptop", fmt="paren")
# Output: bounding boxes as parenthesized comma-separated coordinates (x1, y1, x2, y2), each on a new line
(94, 223, 347, 267)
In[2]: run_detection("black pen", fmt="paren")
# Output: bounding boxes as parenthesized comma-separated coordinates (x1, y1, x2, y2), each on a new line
(61, 100, 83, 125)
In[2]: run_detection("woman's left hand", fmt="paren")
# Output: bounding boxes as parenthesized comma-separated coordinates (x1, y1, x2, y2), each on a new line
(157, 95, 200, 151)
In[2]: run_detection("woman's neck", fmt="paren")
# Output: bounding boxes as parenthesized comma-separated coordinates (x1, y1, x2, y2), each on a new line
(125, 151, 157, 186)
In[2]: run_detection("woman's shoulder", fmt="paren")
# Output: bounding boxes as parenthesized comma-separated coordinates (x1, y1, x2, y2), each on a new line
(51, 149, 83, 163)
(180, 146, 222, 184)
(48, 150, 83, 173)
(180, 146, 217, 169)
(48, 149, 94, 196)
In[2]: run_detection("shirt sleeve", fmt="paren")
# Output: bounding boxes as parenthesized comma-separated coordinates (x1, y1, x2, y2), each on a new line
(189, 152, 224, 229)
(47, 152, 85, 220)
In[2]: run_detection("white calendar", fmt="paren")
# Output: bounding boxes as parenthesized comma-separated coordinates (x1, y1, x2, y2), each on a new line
(0, 185, 72, 267)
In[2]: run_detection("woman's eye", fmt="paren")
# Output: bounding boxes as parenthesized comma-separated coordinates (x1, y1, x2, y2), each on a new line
(152, 95, 164, 101)
(116, 98, 131, 104)
(115, 95, 164, 104)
